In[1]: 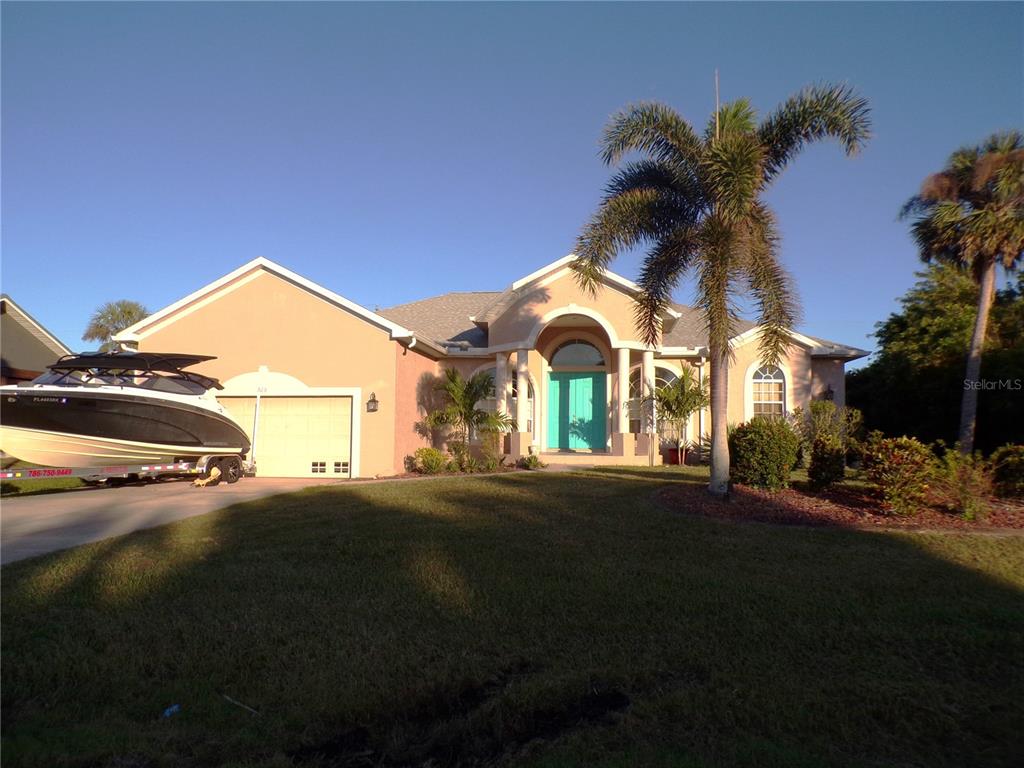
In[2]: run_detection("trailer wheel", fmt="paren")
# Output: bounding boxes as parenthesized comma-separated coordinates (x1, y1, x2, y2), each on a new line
(222, 456, 243, 484)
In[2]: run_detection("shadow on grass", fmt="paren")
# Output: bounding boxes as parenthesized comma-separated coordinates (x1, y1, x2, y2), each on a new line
(2, 471, 1023, 768)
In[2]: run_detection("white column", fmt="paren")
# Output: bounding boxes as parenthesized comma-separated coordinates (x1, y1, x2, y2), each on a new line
(494, 352, 509, 416)
(642, 350, 655, 433)
(515, 349, 529, 431)
(616, 347, 630, 433)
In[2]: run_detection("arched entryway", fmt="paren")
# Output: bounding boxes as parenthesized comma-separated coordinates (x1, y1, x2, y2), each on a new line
(547, 339, 607, 450)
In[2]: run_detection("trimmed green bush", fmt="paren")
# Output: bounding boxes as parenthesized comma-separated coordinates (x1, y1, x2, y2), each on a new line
(729, 417, 801, 490)
(864, 435, 932, 516)
(991, 444, 1024, 498)
(932, 446, 992, 520)
(412, 447, 447, 475)
(808, 436, 846, 490)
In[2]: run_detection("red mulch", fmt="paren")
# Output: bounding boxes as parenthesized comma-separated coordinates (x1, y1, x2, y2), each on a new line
(658, 482, 1024, 532)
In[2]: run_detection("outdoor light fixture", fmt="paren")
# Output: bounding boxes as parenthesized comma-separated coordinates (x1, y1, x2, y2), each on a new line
(366, 392, 379, 413)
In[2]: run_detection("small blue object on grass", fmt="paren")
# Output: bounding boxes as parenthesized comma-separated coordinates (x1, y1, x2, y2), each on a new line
(162, 704, 181, 718)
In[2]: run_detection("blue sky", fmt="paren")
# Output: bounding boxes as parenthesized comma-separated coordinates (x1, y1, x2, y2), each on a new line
(2, 2, 1021, 366)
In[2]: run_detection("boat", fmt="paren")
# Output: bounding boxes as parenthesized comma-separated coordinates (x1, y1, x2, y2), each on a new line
(0, 352, 251, 468)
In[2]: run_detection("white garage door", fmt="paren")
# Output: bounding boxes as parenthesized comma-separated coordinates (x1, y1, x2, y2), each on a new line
(219, 396, 353, 478)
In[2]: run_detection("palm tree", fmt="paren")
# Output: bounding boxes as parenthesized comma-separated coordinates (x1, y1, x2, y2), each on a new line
(643, 366, 709, 466)
(426, 368, 516, 447)
(900, 132, 1024, 453)
(82, 300, 148, 352)
(573, 85, 870, 496)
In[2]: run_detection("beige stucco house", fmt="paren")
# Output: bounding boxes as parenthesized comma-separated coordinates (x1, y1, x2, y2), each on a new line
(115, 256, 867, 478)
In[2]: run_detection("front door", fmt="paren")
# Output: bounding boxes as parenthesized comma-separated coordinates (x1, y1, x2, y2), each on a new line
(547, 372, 606, 450)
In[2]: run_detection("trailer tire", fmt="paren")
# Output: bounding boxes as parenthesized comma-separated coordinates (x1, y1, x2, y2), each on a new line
(222, 456, 242, 484)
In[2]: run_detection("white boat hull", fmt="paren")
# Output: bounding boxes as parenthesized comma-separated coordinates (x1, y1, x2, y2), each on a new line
(0, 425, 247, 469)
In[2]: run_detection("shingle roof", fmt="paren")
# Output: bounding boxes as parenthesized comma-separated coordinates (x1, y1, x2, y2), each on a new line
(379, 292, 866, 359)
(378, 292, 498, 348)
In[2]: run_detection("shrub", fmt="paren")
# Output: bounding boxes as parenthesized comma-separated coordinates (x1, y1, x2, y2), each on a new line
(728, 417, 801, 490)
(864, 435, 932, 516)
(808, 436, 846, 491)
(480, 430, 503, 471)
(517, 454, 546, 470)
(412, 447, 447, 475)
(991, 444, 1024, 498)
(932, 446, 992, 521)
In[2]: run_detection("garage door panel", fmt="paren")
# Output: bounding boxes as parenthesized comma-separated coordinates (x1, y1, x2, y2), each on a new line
(218, 396, 352, 478)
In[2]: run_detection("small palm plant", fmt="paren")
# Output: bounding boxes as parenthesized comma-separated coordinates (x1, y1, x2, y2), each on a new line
(642, 367, 709, 466)
(900, 132, 1024, 453)
(426, 368, 516, 449)
(83, 300, 148, 352)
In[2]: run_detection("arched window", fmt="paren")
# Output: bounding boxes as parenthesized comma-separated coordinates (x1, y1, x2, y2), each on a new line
(550, 340, 605, 367)
(628, 366, 681, 434)
(752, 365, 785, 416)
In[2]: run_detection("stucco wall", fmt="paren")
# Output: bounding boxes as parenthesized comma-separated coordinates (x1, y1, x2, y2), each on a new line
(811, 358, 847, 407)
(726, 339, 813, 424)
(487, 271, 652, 347)
(134, 269, 401, 477)
(393, 345, 440, 469)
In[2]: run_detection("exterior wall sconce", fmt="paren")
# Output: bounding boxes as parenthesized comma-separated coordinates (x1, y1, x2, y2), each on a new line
(366, 392, 379, 413)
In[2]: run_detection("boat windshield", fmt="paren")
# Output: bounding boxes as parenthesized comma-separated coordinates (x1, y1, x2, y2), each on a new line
(32, 369, 210, 396)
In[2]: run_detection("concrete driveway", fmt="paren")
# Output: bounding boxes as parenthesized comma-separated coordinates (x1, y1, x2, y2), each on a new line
(1, 477, 340, 565)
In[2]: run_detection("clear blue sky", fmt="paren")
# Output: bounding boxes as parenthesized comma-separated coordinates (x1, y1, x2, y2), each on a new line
(2, 2, 1021, 366)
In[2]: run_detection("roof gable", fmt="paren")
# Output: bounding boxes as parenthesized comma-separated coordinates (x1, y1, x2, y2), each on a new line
(114, 258, 445, 355)
(1, 295, 71, 374)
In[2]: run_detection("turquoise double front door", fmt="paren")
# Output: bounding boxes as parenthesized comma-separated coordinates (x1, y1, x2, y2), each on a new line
(547, 372, 607, 450)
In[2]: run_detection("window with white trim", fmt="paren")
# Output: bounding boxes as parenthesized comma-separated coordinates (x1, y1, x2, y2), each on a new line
(628, 367, 680, 434)
(752, 365, 785, 416)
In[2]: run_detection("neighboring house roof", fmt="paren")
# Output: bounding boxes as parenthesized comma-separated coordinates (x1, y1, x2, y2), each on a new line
(0, 295, 72, 377)
(114, 257, 447, 356)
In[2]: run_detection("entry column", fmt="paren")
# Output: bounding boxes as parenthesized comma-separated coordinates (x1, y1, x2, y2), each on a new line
(511, 348, 532, 458)
(494, 352, 510, 417)
(612, 347, 634, 457)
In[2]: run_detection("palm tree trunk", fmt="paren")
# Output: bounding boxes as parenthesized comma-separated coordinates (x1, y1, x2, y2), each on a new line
(708, 344, 730, 497)
(959, 259, 997, 453)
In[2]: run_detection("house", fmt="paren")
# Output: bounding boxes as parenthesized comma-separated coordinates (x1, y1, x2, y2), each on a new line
(1, 295, 71, 385)
(114, 256, 867, 478)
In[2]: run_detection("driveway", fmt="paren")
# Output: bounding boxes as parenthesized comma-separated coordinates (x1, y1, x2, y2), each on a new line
(1, 477, 340, 565)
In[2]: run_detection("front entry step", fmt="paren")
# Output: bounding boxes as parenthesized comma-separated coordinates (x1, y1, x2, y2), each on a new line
(539, 451, 657, 467)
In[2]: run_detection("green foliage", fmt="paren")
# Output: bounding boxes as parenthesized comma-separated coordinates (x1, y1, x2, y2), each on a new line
(864, 435, 933, 516)
(808, 437, 846, 491)
(847, 265, 1024, 451)
(991, 444, 1024, 498)
(646, 367, 709, 464)
(412, 447, 447, 475)
(932, 445, 993, 521)
(480, 430, 504, 472)
(728, 417, 801, 490)
(82, 299, 148, 352)
(425, 368, 516, 445)
(517, 454, 546, 471)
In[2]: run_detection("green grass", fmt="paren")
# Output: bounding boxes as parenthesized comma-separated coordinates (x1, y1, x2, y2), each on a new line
(3, 468, 1022, 767)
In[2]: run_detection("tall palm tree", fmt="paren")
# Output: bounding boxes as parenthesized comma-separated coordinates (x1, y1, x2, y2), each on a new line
(900, 132, 1024, 453)
(573, 85, 870, 497)
(426, 368, 516, 446)
(82, 300, 148, 352)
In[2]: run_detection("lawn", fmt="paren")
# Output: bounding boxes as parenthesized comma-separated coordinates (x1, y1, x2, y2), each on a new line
(2, 468, 1022, 767)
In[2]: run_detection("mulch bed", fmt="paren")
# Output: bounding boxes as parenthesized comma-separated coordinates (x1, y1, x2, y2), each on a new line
(658, 482, 1024, 532)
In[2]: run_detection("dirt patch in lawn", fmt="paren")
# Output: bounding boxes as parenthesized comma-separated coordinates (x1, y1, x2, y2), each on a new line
(658, 482, 1024, 532)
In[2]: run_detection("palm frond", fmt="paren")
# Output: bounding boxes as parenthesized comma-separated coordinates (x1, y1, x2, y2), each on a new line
(741, 204, 799, 365)
(702, 133, 765, 223)
(600, 102, 703, 173)
(758, 83, 871, 183)
(573, 187, 688, 295)
(632, 227, 700, 346)
(695, 219, 739, 354)
(704, 98, 757, 141)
